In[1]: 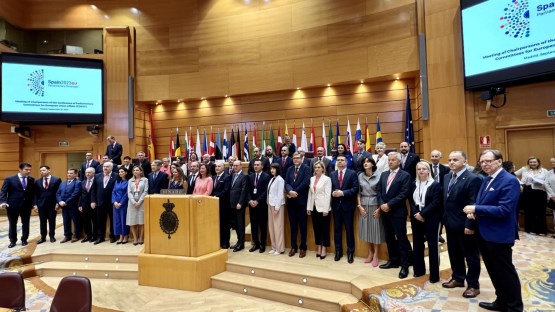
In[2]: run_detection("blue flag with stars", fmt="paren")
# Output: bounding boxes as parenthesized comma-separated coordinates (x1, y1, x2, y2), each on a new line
(404, 85, 415, 153)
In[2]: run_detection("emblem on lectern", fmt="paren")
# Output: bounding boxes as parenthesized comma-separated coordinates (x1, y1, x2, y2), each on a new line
(159, 199, 179, 239)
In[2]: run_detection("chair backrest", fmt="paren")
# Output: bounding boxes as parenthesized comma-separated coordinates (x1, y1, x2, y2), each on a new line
(49, 276, 92, 312)
(0, 272, 26, 310)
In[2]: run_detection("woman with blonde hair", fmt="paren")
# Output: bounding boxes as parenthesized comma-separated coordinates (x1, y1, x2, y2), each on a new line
(127, 165, 148, 245)
(372, 142, 388, 175)
(307, 161, 332, 259)
(520, 156, 549, 235)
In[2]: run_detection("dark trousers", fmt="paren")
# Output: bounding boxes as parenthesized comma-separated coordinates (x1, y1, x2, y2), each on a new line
(332, 206, 355, 254)
(445, 227, 481, 288)
(96, 204, 114, 240)
(523, 186, 547, 234)
(7, 207, 32, 243)
(287, 204, 307, 250)
(81, 206, 97, 240)
(311, 208, 330, 247)
(478, 233, 523, 311)
(38, 204, 57, 239)
(62, 206, 82, 238)
(411, 214, 441, 282)
(219, 203, 230, 247)
(382, 214, 413, 268)
(250, 204, 268, 247)
(233, 206, 246, 245)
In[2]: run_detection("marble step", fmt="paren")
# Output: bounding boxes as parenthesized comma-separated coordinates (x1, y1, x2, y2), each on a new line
(211, 271, 359, 312)
(35, 261, 138, 280)
(33, 252, 138, 264)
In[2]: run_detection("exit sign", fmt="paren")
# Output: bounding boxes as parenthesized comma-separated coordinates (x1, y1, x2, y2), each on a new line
(548, 110, 555, 117)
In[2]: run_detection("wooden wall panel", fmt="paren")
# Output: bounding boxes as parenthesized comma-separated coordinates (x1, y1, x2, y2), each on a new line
(199, 39, 260, 69)
(291, 0, 366, 31)
(136, 75, 170, 101)
(260, 27, 328, 63)
(168, 68, 229, 100)
(139, 0, 198, 27)
(137, 48, 199, 76)
(367, 37, 419, 78)
(0, 0, 24, 27)
(229, 62, 293, 95)
(366, 0, 415, 15)
(227, 5, 292, 42)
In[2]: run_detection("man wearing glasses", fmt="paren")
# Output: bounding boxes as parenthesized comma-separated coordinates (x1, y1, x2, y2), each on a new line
(463, 150, 523, 311)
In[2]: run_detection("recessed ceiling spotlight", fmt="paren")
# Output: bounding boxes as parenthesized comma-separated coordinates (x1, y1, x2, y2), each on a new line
(360, 80, 364, 84)
(296, 87, 301, 90)
(201, 97, 206, 100)
(224, 94, 229, 98)
(130, 7, 139, 14)
(327, 83, 331, 87)
(396, 77, 400, 80)
(91, 5, 98, 10)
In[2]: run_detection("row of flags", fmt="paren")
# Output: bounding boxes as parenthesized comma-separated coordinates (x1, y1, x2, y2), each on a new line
(149, 86, 415, 160)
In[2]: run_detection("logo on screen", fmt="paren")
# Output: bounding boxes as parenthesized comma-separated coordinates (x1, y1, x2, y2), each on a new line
(500, 0, 530, 38)
(27, 69, 45, 97)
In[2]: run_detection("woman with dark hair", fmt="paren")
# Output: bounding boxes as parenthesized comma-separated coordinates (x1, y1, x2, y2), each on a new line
(331, 143, 353, 170)
(127, 165, 148, 245)
(409, 161, 442, 283)
(357, 156, 385, 266)
(520, 156, 549, 235)
(193, 163, 213, 195)
(169, 166, 188, 190)
(267, 163, 285, 255)
(112, 167, 129, 244)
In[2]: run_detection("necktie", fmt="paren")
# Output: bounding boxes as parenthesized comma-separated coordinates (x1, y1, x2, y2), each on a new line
(215, 175, 220, 187)
(154, 172, 158, 180)
(294, 167, 298, 180)
(21, 177, 26, 189)
(232, 173, 238, 186)
(339, 170, 343, 187)
(433, 165, 439, 182)
(87, 161, 91, 168)
(319, 157, 322, 161)
(447, 173, 457, 193)
(44, 177, 49, 190)
(386, 170, 396, 191)
(86, 179, 92, 191)
(255, 173, 259, 187)
(104, 175, 110, 187)
(481, 176, 493, 195)
(282, 158, 286, 168)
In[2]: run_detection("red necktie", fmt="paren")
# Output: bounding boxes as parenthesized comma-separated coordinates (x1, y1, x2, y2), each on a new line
(282, 158, 286, 168)
(339, 170, 343, 187)
(44, 178, 49, 190)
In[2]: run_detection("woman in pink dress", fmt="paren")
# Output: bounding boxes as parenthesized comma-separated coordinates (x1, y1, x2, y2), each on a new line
(193, 163, 213, 195)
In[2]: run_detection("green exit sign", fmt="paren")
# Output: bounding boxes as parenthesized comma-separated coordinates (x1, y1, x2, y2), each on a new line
(548, 110, 555, 117)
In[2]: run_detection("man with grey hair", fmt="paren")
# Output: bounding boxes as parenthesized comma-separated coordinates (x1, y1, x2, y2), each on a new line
(148, 160, 169, 194)
(202, 153, 216, 176)
(227, 156, 236, 176)
(212, 161, 231, 248)
(296, 147, 311, 167)
(229, 160, 249, 252)
(376, 152, 412, 278)
(134, 151, 151, 177)
(91, 161, 118, 244)
(79, 167, 97, 243)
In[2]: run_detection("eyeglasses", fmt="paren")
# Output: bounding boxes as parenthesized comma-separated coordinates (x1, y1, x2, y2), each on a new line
(479, 159, 497, 165)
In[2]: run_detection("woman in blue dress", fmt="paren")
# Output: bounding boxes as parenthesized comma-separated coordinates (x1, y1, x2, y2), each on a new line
(331, 143, 353, 170)
(112, 167, 129, 244)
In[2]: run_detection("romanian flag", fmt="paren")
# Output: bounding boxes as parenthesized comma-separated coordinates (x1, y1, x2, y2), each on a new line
(376, 115, 383, 145)
(174, 128, 182, 157)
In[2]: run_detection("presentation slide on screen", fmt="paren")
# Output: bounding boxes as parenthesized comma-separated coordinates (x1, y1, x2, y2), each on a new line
(2, 63, 102, 114)
(463, 0, 555, 76)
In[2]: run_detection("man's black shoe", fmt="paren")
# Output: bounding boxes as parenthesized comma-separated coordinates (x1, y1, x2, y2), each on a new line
(399, 267, 409, 279)
(379, 261, 400, 269)
(233, 244, 244, 252)
(478, 301, 506, 311)
(8, 242, 16, 248)
(249, 245, 259, 252)
(347, 253, 354, 263)
(37, 238, 46, 244)
(21, 240, 28, 246)
(334, 253, 342, 261)
(50, 237, 56, 243)
(93, 239, 105, 245)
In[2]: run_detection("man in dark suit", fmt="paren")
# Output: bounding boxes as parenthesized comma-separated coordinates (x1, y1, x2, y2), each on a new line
(265, 146, 278, 165)
(121, 156, 133, 179)
(296, 147, 312, 167)
(376, 152, 412, 279)
(399, 141, 420, 181)
(56, 169, 83, 243)
(34, 165, 62, 243)
(212, 162, 231, 248)
(80, 152, 100, 181)
(201, 153, 216, 176)
(134, 151, 151, 177)
(229, 160, 249, 252)
(0, 162, 36, 248)
(284, 152, 311, 258)
(330, 155, 359, 263)
(431, 149, 450, 243)
(187, 161, 199, 194)
(226, 157, 236, 176)
(463, 149, 523, 311)
(442, 151, 483, 298)
(248, 147, 270, 174)
(105, 135, 123, 165)
(310, 147, 332, 175)
(352, 139, 372, 173)
(96, 156, 118, 174)
(91, 161, 118, 244)
(79, 167, 97, 243)
(276, 146, 293, 179)
(148, 160, 169, 194)
(248, 159, 271, 253)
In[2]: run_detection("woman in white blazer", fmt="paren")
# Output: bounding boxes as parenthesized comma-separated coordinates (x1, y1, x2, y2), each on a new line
(307, 161, 332, 259)
(267, 163, 286, 255)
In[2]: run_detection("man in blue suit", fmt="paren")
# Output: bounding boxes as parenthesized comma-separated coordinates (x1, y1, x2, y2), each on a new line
(0, 162, 36, 248)
(284, 152, 311, 258)
(248, 159, 271, 253)
(56, 169, 83, 243)
(352, 139, 372, 174)
(376, 152, 412, 278)
(34, 165, 62, 243)
(463, 149, 523, 312)
(331, 155, 359, 263)
(212, 162, 231, 249)
(148, 160, 169, 194)
(105, 135, 123, 165)
(275, 146, 294, 179)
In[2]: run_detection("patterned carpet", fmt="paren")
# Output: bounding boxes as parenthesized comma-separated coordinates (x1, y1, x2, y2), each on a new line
(343, 233, 555, 312)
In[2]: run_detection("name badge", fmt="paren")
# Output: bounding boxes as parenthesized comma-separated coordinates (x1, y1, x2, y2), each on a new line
(253, 188, 257, 194)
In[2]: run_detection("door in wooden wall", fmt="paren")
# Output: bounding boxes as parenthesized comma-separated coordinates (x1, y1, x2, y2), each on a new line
(41, 153, 68, 179)
(507, 128, 555, 169)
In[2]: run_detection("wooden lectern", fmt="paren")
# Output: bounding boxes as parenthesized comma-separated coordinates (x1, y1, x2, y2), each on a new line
(138, 195, 227, 291)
